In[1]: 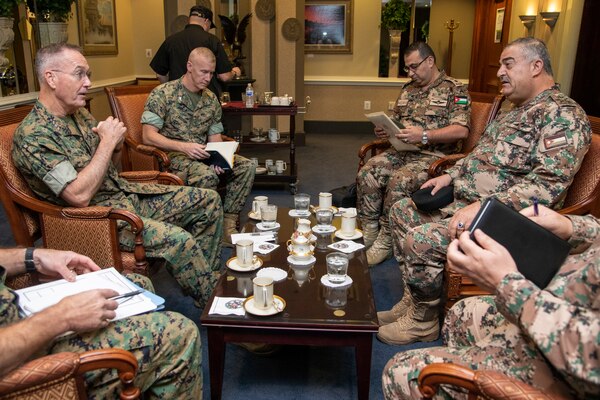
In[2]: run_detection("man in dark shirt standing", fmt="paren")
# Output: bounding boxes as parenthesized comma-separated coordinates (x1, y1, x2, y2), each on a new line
(150, 5, 240, 97)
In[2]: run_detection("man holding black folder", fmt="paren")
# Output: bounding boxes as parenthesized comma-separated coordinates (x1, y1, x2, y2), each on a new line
(382, 206, 600, 399)
(356, 41, 471, 266)
(143, 47, 255, 244)
(378, 38, 592, 345)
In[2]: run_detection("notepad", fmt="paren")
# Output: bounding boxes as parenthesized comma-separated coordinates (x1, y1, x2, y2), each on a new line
(16, 268, 163, 321)
(469, 198, 571, 289)
(365, 111, 420, 152)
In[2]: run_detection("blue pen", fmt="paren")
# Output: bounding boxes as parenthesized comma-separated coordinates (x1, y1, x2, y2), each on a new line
(532, 196, 539, 216)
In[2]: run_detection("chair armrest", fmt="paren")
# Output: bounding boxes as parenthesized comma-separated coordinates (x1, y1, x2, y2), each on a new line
(428, 154, 466, 177)
(358, 139, 391, 171)
(125, 137, 171, 171)
(418, 363, 563, 400)
(120, 170, 184, 186)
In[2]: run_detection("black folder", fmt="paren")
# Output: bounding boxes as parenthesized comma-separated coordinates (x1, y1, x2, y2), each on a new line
(202, 151, 232, 172)
(468, 198, 570, 289)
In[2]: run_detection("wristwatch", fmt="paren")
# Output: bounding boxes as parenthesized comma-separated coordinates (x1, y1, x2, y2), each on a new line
(24, 247, 36, 274)
(422, 130, 429, 145)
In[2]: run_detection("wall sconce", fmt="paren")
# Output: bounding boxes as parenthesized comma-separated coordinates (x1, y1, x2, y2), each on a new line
(519, 15, 536, 30)
(540, 11, 560, 28)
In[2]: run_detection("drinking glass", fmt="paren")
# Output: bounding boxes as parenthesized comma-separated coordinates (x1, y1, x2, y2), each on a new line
(315, 208, 333, 226)
(220, 91, 231, 104)
(260, 204, 278, 229)
(326, 252, 349, 283)
(294, 193, 310, 215)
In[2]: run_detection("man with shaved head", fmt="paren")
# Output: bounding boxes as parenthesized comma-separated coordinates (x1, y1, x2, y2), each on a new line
(142, 47, 255, 245)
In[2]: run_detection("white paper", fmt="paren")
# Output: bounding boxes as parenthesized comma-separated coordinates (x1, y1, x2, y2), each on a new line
(208, 296, 246, 316)
(365, 111, 420, 152)
(16, 268, 157, 321)
(328, 240, 365, 254)
(205, 141, 239, 168)
(231, 232, 276, 244)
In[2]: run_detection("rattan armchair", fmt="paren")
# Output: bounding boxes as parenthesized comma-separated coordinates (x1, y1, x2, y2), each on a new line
(357, 92, 503, 172)
(0, 106, 183, 285)
(444, 116, 600, 311)
(0, 349, 140, 400)
(418, 363, 571, 400)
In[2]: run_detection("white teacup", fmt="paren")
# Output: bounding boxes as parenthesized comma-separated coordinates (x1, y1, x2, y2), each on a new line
(236, 239, 255, 267)
(319, 192, 333, 209)
(341, 212, 357, 236)
(276, 160, 287, 174)
(268, 128, 280, 142)
(287, 235, 314, 260)
(252, 196, 268, 218)
(253, 276, 274, 310)
(280, 96, 291, 106)
(271, 96, 281, 105)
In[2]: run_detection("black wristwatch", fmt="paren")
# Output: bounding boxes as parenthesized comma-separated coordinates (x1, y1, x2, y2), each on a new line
(25, 247, 36, 274)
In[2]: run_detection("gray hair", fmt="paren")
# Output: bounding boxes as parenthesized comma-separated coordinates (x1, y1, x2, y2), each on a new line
(506, 37, 553, 76)
(189, 47, 216, 64)
(35, 43, 84, 82)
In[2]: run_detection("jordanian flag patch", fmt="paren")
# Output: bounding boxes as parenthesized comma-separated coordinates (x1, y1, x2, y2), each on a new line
(454, 95, 469, 105)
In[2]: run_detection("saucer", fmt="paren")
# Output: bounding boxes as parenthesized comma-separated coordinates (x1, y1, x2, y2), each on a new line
(255, 166, 267, 175)
(256, 267, 287, 282)
(312, 225, 336, 234)
(310, 205, 339, 214)
(320, 274, 353, 288)
(334, 229, 363, 240)
(226, 256, 263, 272)
(256, 222, 281, 231)
(248, 211, 261, 221)
(250, 137, 266, 143)
(288, 210, 311, 218)
(287, 255, 316, 265)
(244, 295, 286, 316)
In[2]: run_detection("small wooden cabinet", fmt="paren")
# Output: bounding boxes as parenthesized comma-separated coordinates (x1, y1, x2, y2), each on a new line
(222, 101, 298, 193)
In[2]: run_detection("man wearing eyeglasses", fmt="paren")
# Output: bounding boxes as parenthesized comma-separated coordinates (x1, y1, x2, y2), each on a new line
(357, 41, 471, 266)
(12, 43, 223, 310)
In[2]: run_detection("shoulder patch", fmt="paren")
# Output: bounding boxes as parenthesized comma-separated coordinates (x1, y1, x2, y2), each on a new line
(454, 95, 469, 105)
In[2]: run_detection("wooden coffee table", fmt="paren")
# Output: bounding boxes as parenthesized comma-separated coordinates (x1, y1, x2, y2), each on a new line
(200, 208, 378, 399)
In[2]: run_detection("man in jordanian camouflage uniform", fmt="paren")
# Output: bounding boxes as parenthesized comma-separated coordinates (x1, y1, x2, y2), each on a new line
(378, 37, 592, 346)
(142, 47, 255, 245)
(12, 43, 221, 309)
(383, 205, 600, 400)
(357, 41, 471, 266)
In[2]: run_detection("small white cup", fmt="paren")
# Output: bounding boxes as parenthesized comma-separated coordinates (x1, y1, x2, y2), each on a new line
(341, 212, 357, 236)
(236, 239, 254, 267)
(276, 160, 287, 174)
(252, 195, 268, 217)
(253, 276, 274, 310)
(268, 128, 280, 142)
(271, 96, 281, 106)
(318, 192, 333, 209)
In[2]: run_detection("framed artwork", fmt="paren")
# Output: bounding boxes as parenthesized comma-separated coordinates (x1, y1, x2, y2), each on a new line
(494, 7, 505, 44)
(305, 0, 353, 54)
(77, 0, 118, 55)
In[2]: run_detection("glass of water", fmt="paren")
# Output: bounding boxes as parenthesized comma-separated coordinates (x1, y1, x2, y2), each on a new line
(260, 204, 278, 229)
(294, 193, 310, 215)
(315, 208, 333, 226)
(326, 252, 349, 283)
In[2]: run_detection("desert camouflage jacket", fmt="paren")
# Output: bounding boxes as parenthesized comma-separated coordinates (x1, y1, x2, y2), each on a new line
(496, 214, 600, 398)
(393, 71, 471, 154)
(447, 86, 592, 211)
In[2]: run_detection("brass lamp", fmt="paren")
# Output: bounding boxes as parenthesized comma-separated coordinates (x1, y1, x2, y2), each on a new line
(518, 15, 536, 30)
(540, 11, 560, 28)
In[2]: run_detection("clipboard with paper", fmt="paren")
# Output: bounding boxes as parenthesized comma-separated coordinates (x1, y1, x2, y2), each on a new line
(365, 111, 420, 152)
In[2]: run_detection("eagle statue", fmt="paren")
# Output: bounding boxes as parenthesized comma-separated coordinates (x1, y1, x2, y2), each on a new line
(218, 13, 252, 66)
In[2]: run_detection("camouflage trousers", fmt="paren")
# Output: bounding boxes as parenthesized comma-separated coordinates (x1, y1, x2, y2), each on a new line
(382, 296, 572, 399)
(170, 153, 255, 214)
(389, 197, 469, 302)
(119, 185, 223, 308)
(357, 148, 436, 229)
(47, 274, 202, 400)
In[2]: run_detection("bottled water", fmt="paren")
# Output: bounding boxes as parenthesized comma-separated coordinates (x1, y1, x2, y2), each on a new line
(245, 83, 254, 108)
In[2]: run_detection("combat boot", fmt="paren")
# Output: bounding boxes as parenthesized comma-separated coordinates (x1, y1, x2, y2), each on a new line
(366, 225, 392, 266)
(377, 281, 412, 325)
(377, 297, 439, 345)
(361, 220, 379, 248)
(222, 213, 240, 246)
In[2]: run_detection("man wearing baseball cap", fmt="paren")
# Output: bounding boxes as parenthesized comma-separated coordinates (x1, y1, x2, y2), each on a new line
(150, 5, 241, 97)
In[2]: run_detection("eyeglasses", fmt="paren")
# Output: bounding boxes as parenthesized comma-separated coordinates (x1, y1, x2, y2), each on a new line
(403, 57, 429, 73)
(51, 69, 92, 81)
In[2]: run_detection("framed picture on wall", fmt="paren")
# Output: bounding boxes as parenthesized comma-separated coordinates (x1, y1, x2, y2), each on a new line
(305, 0, 353, 54)
(494, 7, 505, 44)
(77, 0, 118, 55)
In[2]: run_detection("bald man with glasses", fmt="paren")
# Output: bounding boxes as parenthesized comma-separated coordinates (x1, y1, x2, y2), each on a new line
(357, 41, 471, 266)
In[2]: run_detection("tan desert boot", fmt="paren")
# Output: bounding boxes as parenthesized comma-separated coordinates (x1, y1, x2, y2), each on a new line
(366, 228, 392, 266)
(377, 298, 439, 345)
(377, 281, 412, 325)
(222, 213, 239, 246)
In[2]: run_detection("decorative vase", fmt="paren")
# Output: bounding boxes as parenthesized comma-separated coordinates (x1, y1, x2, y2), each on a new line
(38, 22, 68, 48)
(388, 29, 402, 78)
(0, 17, 15, 68)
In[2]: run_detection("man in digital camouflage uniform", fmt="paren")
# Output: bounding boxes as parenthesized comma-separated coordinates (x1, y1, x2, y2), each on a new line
(0, 247, 202, 399)
(12, 43, 222, 309)
(382, 205, 600, 399)
(357, 41, 470, 266)
(142, 47, 255, 244)
(378, 37, 592, 345)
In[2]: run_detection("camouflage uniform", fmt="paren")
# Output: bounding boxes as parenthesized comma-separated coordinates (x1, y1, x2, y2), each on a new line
(390, 86, 592, 306)
(12, 102, 222, 307)
(357, 72, 470, 231)
(382, 214, 600, 400)
(142, 79, 255, 214)
(0, 270, 202, 399)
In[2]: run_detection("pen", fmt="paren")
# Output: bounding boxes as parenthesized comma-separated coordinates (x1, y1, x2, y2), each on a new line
(532, 196, 539, 216)
(109, 289, 143, 301)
